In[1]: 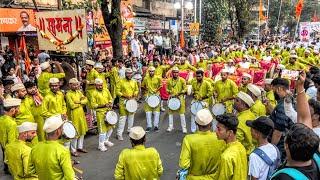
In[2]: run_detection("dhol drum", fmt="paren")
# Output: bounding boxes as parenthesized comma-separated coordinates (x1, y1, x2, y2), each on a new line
(212, 103, 226, 116)
(62, 121, 77, 139)
(168, 97, 181, 111)
(146, 94, 161, 108)
(105, 111, 118, 125)
(125, 99, 138, 113)
(190, 101, 205, 115)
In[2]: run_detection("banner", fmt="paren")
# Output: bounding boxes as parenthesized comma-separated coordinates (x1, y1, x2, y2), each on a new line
(299, 22, 320, 41)
(189, 23, 200, 36)
(36, 9, 88, 52)
(0, 8, 36, 32)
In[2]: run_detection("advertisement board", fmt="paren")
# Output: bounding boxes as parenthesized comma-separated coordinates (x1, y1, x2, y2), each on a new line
(0, 8, 36, 32)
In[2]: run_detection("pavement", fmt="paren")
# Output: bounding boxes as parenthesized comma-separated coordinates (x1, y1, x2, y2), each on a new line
(0, 98, 196, 180)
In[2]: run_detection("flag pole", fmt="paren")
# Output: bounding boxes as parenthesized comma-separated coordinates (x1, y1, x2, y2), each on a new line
(294, 15, 301, 42)
(276, 0, 283, 35)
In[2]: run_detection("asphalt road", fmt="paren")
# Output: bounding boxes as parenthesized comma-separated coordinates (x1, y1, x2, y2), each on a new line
(0, 98, 195, 180)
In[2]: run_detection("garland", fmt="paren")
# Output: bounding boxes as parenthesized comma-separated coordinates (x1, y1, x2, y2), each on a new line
(38, 24, 84, 51)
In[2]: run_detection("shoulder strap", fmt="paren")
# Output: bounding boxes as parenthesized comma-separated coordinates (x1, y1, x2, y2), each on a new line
(253, 148, 273, 166)
(271, 168, 309, 180)
(313, 152, 320, 171)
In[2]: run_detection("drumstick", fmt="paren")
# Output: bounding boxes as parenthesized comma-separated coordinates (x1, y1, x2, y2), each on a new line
(73, 166, 83, 174)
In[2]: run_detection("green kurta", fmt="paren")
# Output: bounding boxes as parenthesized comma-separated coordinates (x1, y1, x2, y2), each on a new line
(250, 99, 267, 117)
(0, 115, 18, 149)
(28, 140, 75, 180)
(42, 91, 67, 119)
(236, 109, 256, 155)
(214, 79, 239, 113)
(114, 145, 163, 180)
(166, 77, 187, 114)
(142, 75, 162, 112)
(266, 90, 277, 108)
(116, 78, 139, 116)
(218, 141, 248, 180)
(85, 68, 100, 108)
(65, 90, 88, 136)
(190, 78, 213, 106)
(91, 88, 113, 133)
(106, 67, 120, 99)
(179, 131, 226, 179)
(5, 140, 38, 180)
(15, 98, 35, 125)
(177, 63, 197, 71)
(25, 95, 45, 142)
(37, 72, 65, 96)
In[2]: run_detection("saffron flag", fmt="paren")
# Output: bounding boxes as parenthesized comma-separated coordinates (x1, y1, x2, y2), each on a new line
(295, 0, 304, 19)
(259, 0, 267, 21)
(19, 33, 31, 74)
(180, 30, 185, 49)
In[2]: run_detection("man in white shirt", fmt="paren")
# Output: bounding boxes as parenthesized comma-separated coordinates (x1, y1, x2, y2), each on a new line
(246, 116, 280, 180)
(153, 31, 163, 57)
(131, 34, 141, 58)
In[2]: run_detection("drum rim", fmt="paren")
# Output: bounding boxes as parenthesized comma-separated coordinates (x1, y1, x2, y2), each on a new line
(63, 122, 77, 138)
(212, 103, 226, 116)
(105, 111, 118, 125)
(146, 95, 160, 107)
(190, 101, 204, 115)
(125, 99, 138, 112)
(168, 97, 181, 110)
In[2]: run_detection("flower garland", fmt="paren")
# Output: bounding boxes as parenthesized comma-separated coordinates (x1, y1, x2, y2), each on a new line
(38, 24, 84, 51)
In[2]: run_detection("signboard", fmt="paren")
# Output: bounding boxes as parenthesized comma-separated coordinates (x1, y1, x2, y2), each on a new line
(0, 8, 36, 32)
(14, 0, 58, 7)
(189, 23, 200, 36)
(299, 22, 320, 41)
(36, 9, 88, 52)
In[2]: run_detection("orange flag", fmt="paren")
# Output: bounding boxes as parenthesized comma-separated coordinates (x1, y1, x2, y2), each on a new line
(180, 30, 185, 49)
(259, 0, 267, 20)
(295, 0, 304, 19)
(19, 33, 31, 74)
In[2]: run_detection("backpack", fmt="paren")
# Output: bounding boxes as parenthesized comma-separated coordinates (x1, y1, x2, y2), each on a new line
(271, 152, 320, 180)
(252, 144, 281, 180)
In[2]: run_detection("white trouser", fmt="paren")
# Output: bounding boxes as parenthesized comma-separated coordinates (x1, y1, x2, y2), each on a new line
(146, 112, 152, 128)
(127, 114, 135, 132)
(117, 116, 126, 136)
(180, 114, 187, 130)
(106, 129, 113, 142)
(190, 115, 197, 133)
(71, 135, 85, 152)
(168, 114, 174, 128)
(99, 133, 106, 144)
(153, 112, 160, 127)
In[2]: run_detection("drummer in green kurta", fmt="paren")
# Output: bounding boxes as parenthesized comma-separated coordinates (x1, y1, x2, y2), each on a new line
(37, 61, 65, 97)
(95, 62, 108, 89)
(91, 78, 114, 152)
(105, 60, 120, 99)
(247, 84, 267, 117)
(65, 78, 88, 156)
(166, 67, 188, 133)
(142, 66, 162, 132)
(24, 82, 46, 142)
(285, 54, 307, 71)
(177, 56, 197, 72)
(84, 60, 99, 108)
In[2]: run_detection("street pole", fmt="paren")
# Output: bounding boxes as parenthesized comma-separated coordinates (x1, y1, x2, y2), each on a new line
(181, 0, 184, 48)
(199, 0, 202, 44)
(266, 0, 270, 29)
(294, 15, 301, 42)
(194, 0, 197, 45)
(276, 0, 283, 35)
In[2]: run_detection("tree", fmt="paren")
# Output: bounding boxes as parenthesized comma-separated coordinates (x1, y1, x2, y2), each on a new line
(233, 0, 251, 39)
(101, 0, 123, 60)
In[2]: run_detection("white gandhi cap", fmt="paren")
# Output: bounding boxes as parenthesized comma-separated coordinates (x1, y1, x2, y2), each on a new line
(3, 98, 21, 107)
(17, 122, 37, 133)
(237, 91, 255, 107)
(11, 83, 25, 92)
(43, 115, 64, 133)
(129, 126, 146, 140)
(247, 83, 262, 97)
(195, 109, 213, 126)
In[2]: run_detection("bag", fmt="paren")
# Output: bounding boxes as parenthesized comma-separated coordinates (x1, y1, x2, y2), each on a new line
(271, 152, 320, 180)
(253, 144, 280, 180)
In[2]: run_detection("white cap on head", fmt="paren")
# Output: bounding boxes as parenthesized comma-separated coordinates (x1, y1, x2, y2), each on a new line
(94, 62, 104, 69)
(305, 49, 311, 53)
(129, 126, 146, 140)
(11, 83, 25, 92)
(43, 115, 64, 133)
(242, 73, 252, 79)
(221, 69, 229, 73)
(125, 68, 133, 73)
(3, 98, 21, 107)
(95, 78, 103, 84)
(40, 62, 50, 70)
(195, 109, 213, 126)
(69, 78, 79, 84)
(237, 91, 254, 107)
(264, 78, 273, 85)
(247, 84, 261, 97)
(149, 66, 156, 71)
(290, 54, 298, 59)
(17, 122, 37, 133)
(86, 60, 95, 66)
(172, 67, 179, 71)
(49, 78, 59, 84)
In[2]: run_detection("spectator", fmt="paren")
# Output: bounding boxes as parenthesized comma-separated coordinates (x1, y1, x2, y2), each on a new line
(308, 99, 320, 137)
(142, 31, 150, 55)
(154, 31, 163, 57)
(37, 50, 50, 64)
(163, 33, 172, 57)
(131, 34, 141, 59)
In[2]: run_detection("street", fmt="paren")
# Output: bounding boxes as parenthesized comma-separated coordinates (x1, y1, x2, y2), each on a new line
(0, 99, 195, 180)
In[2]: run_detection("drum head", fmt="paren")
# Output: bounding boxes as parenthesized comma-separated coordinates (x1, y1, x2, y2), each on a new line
(147, 95, 160, 108)
(63, 122, 77, 139)
(105, 111, 118, 125)
(212, 103, 226, 116)
(125, 99, 138, 113)
(191, 101, 204, 115)
(168, 98, 181, 111)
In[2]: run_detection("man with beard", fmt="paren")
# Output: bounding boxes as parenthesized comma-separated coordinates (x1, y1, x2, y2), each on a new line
(247, 83, 267, 117)
(166, 67, 187, 133)
(11, 83, 35, 125)
(42, 78, 67, 119)
(66, 78, 88, 155)
(29, 115, 75, 179)
(5, 122, 38, 179)
(0, 98, 21, 174)
(239, 73, 252, 93)
(189, 69, 213, 133)
(91, 78, 114, 151)
(142, 66, 162, 132)
(116, 68, 139, 140)
(38, 61, 65, 97)
(263, 79, 277, 112)
(24, 82, 45, 141)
